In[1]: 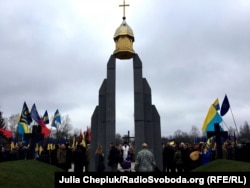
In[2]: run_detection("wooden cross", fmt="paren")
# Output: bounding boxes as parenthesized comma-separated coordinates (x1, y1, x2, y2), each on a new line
(24, 125, 44, 159)
(119, 0, 129, 19)
(207, 123, 228, 159)
(123, 130, 134, 144)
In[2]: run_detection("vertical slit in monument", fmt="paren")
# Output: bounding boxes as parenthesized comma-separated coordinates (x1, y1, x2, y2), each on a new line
(116, 59, 134, 138)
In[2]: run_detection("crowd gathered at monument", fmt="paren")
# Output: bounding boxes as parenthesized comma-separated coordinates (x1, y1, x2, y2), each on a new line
(0, 137, 248, 173)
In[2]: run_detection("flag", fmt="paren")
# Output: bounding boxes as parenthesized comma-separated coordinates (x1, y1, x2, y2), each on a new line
(213, 98, 220, 111)
(43, 110, 49, 124)
(39, 145, 43, 155)
(71, 136, 76, 148)
(0, 128, 12, 139)
(17, 122, 31, 134)
(51, 109, 61, 128)
(30, 103, 41, 123)
(202, 104, 223, 132)
(47, 143, 53, 150)
(169, 141, 175, 146)
(85, 126, 91, 144)
(35, 143, 43, 155)
(79, 129, 86, 147)
(206, 137, 211, 146)
(39, 118, 51, 138)
(30, 104, 51, 138)
(220, 94, 230, 116)
(10, 140, 15, 150)
(19, 102, 32, 125)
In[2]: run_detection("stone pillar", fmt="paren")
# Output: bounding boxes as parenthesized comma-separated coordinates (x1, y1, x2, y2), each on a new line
(133, 54, 146, 154)
(89, 55, 116, 171)
(133, 54, 162, 169)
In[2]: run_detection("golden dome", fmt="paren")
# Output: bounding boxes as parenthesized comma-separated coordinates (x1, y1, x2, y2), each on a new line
(114, 19, 134, 41)
(113, 1, 135, 59)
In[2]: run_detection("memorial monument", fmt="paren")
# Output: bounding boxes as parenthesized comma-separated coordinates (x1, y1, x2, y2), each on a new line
(89, 1, 162, 171)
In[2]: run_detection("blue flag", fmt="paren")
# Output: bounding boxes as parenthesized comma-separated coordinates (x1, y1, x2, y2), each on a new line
(51, 109, 61, 128)
(220, 95, 230, 116)
(30, 103, 41, 123)
(19, 102, 32, 125)
(202, 105, 223, 132)
(43, 110, 49, 124)
(213, 98, 220, 111)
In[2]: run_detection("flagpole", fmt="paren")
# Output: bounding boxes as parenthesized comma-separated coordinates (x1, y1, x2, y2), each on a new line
(229, 107, 240, 141)
(47, 118, 54, 165)
(221, 120, 229, 131)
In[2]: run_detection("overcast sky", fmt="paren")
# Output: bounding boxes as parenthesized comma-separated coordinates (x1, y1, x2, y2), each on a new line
(1, 0, 250, 137)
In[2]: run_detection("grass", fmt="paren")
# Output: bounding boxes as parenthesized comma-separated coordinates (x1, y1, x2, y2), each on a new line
(192, 159, 250, 172)
(0, 159, 250, 188)
(0, 160, 64, 188)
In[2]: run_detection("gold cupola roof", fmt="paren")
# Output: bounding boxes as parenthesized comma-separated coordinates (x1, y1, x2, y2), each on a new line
(113, 0, 135, 60)
(114, 19, 134, 42)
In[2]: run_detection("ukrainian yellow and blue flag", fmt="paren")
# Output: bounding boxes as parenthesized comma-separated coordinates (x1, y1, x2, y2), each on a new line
(43, 110, 49, 124)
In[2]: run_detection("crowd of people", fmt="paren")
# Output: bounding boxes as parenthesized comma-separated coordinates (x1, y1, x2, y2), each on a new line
(0, 139, 248, 172)
(161, 140, 248, 172)
(91, 139, 250, 172)
(104, 141, 157, 172)
(0, 141, 91, 172)
(0, 140, 156, 172)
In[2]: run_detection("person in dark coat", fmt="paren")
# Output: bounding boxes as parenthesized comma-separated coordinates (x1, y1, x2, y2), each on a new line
(84, 144, 90, 172)
(163, 143, 176, 172)
(95, 145, 105, 172)
(108, 142, 119, 172)
(72, 144, 86, 173)
(57, 144, 67, 171)
(50, 144, 59, 167)
(65, 142, 73, 171)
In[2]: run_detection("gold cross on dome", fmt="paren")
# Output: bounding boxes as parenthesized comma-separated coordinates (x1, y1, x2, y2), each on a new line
(119, 0, 129, 19)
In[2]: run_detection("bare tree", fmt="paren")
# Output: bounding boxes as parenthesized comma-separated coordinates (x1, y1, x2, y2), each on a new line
(173, 129, 191, 144)
(0, 111, 6, 129)
(190, 125, 200, 140)
(239, 121, 250, 141)
(115, 133, 123, 145)
(8, 114, 19, 134)
(227, 126, 236, 137)
(174, 129, 183, 138)
(52, 115, 73, 142)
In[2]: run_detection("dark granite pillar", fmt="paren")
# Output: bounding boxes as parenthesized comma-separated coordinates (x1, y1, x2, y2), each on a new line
(133, 54, 146, 154)
(152, 105, 163, 170)
(89, 55, 116, 171)
(133, 54, 162, 169)
(89, 106, 98, 171)
(105, 55, 116, 170)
